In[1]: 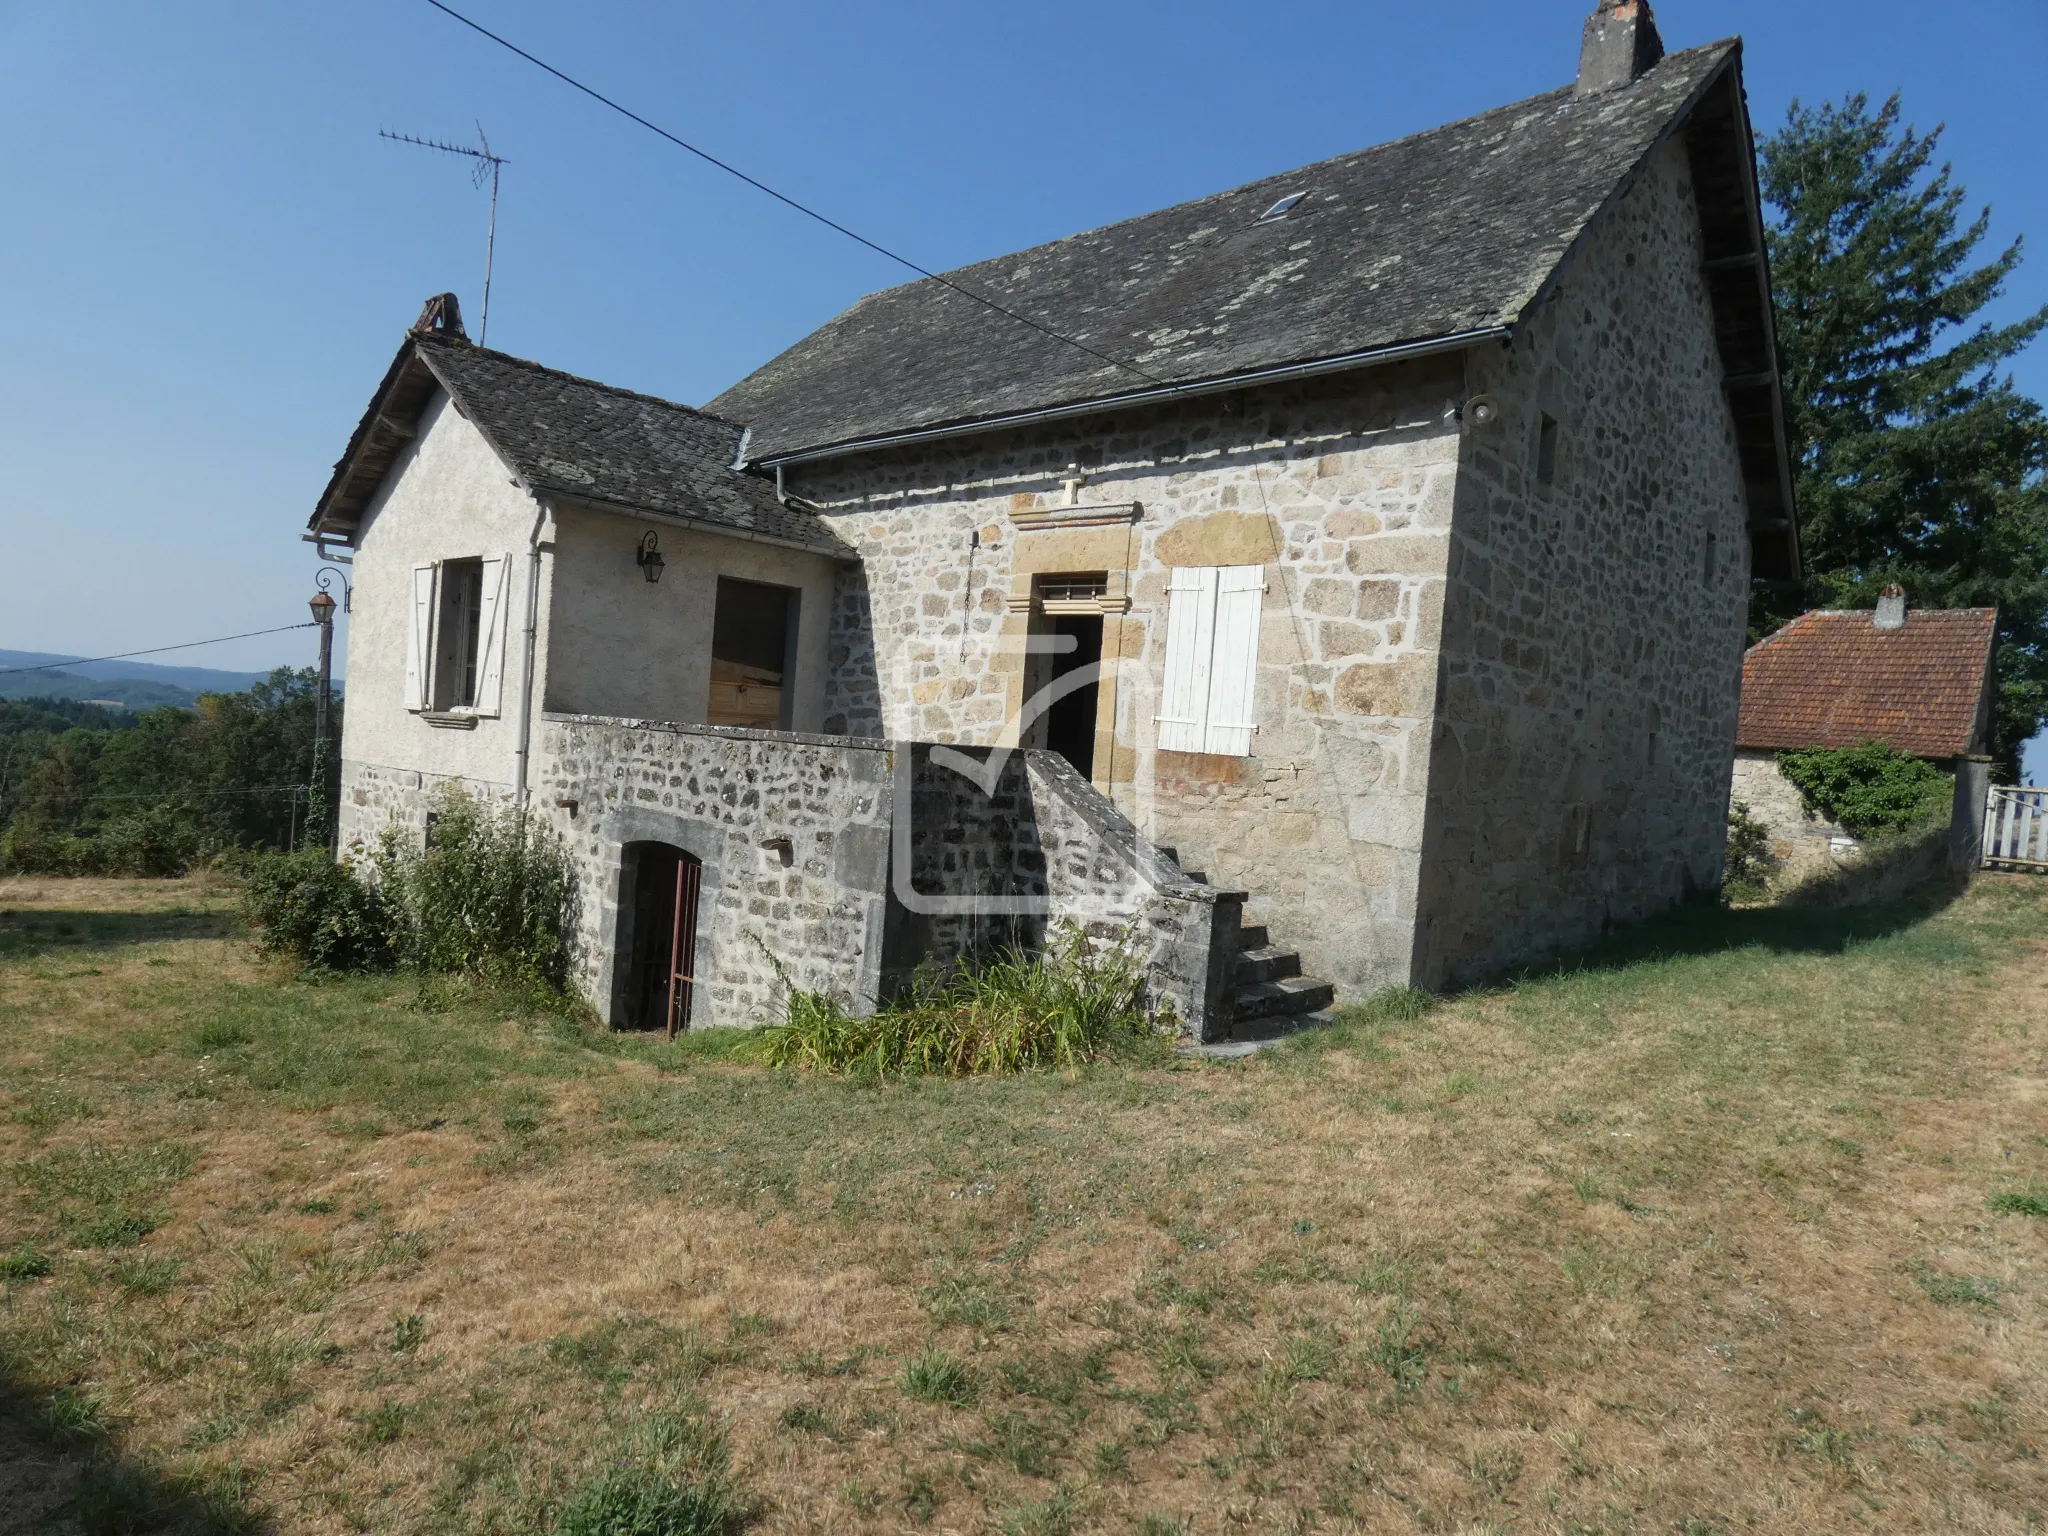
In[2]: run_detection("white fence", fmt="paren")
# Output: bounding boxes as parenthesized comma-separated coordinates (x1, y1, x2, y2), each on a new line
(1983, 786, 2048, 870)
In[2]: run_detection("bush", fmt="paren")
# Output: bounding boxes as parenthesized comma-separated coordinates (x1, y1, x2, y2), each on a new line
(1724, 800, 1778, 900)
(373, 788, 577, 988)
(241, 848, 391, 971)
(1775, 741, 1952, 839)
(240, 788, 575, 986)
(748, 923, 1166, 1077)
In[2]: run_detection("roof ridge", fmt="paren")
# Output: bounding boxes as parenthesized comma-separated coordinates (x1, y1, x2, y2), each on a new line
(848, 39, 1739, 308)
(418, 333, 747, 428)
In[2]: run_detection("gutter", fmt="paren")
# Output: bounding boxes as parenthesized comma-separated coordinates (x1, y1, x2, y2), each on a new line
(751, 325, 1514, 468)
(512, 498, 550, 812)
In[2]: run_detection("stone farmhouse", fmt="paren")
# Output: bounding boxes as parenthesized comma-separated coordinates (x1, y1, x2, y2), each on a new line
(1732, 589, 1997, 881)
(308, 1, 1797, 1043)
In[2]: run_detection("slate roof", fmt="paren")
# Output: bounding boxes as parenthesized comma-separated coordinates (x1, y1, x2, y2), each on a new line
(309, 331, 852, 558)
(709, 40, 1742, 465)
(1738, 608, 1998, 759)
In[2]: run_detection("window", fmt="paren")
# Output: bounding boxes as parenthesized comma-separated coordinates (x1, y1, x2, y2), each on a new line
(708, 577, 797, 730)
(1157, 565, 1264, 756)
(1535, 413, 1560, 489)
(405, 555, 509, 716)
(432, 558, 484, 709)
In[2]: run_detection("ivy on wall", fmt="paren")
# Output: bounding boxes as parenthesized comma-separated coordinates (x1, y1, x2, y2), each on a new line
(1775, 741, 1953, 839)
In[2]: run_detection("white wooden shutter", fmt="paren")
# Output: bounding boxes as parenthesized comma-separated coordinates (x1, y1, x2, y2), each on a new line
(405, 564, 436, 712)
(1157, 567, 1217, 752)
(473, 554, 510, 715)
(1202, 564, 1264, 755)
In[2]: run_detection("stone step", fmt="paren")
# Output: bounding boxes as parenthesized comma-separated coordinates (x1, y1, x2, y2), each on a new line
(1233, 945, 1301, 985)
(1186, 1009, 1336, 1057)
(1233, 974, 1336, 1023)
(1237, 922, 1270, 952)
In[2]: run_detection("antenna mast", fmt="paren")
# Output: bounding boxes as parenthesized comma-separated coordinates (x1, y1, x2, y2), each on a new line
(380, 125, 509, 345)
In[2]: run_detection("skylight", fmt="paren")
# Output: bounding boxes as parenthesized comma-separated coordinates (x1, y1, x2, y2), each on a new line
(1257, 192, 1307, 222)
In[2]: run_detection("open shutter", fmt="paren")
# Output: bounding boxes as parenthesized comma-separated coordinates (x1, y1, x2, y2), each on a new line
(1202, 565, 1264, 755)
(405, 564, 436, 712)
(1156, 567, 1217, 753)
(473, 554, 510, 715)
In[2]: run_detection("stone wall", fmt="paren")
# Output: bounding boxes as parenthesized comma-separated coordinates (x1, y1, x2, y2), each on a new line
(337, 759, 517, 860)
(1414, 139, 1755, 985)
(1730, 749, 1847, 887)
(536, 713, 897, 1029)
(1025, 751, 1241, 1041)
(790, 359, 1467, 993)
(528, 715, 1234, 1036)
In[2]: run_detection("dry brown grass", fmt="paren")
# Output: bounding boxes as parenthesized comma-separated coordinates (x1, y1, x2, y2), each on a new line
(2, 875, 2045, 1534)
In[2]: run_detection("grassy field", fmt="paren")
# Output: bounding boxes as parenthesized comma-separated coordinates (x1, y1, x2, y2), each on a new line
(1, 872, 2045, 1535)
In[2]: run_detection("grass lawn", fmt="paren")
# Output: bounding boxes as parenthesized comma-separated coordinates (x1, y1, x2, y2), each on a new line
(2, 872, 2045, 1534)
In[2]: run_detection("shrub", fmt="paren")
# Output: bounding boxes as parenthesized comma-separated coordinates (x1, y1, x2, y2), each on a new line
(1775, 741, 1952, 839)
(1724, 800, 1778, 900)
(241, 848, 392, 972)
(748, 923, 1164, 1077)
(239, 788, 576, 986)
(373, 788, 576, 989)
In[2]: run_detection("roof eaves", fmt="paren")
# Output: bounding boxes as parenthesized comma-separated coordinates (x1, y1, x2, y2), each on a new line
(306, 337, 437, 540)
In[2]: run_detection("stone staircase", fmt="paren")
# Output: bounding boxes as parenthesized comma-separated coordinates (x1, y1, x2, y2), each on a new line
(1159, 847, 1336, 1045)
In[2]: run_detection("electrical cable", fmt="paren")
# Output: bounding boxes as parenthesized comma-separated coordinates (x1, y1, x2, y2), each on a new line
(421, 0, 1174, 394)
(0, 625, 319, 678)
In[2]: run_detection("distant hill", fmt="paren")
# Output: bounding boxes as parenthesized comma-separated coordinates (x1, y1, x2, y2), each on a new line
(0, 649, 339, 711)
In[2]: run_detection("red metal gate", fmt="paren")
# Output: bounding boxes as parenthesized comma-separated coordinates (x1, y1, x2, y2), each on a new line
(667, 854, 701, 1036)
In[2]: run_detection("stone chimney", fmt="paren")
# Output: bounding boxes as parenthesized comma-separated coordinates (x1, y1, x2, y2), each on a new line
(1874, 583, 1907, 631)
(411, 292, 467, 341)
(1577, 1, 1665, 96)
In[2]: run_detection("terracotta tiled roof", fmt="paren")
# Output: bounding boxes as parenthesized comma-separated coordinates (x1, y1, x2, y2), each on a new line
(1737, 608, 1997, 758)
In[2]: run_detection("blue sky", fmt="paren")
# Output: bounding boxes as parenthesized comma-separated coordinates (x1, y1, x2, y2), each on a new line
(1, 0, 2043, 765)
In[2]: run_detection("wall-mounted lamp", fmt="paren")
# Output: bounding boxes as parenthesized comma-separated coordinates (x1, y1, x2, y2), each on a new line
(314, 564, 352, 614)
(1459, 394, 1501, 429)
(636, 531, 665, 583)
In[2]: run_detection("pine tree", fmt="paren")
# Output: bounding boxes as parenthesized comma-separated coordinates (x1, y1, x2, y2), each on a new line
(1759, 93, 2048, 773)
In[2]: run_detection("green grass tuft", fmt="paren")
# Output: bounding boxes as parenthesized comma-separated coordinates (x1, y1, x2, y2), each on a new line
(900, 1345, 977, 1406)
(1989, 1189, 2048, 1218)
(1, 1247, 54, 1280)
(747, 924, 1165, 1077)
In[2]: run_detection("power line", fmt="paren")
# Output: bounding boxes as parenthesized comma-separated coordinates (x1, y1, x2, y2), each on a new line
(421, 0, 1170, 393)
(0, 624, 319, 678)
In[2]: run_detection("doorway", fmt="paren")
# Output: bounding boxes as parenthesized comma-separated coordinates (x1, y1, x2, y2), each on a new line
(1042, 614, 1103, 779)
(622, 843, 702, 1034)
(1029, 574, 1108, 781)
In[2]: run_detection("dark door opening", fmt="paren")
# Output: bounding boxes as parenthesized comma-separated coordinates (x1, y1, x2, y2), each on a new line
(1042, 613, 1103, 780)
(709, 577, 797, 729)
(624, 843, 702, 1034)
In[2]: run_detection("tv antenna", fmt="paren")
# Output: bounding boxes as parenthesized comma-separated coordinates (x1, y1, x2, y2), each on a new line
(380, 124, 508, 345)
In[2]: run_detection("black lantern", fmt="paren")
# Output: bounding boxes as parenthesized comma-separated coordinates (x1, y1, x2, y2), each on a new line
(636, 531, 665, 583)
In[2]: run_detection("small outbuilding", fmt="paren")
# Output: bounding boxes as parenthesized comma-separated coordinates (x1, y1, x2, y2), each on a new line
(1732, 588, 1997, 877)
